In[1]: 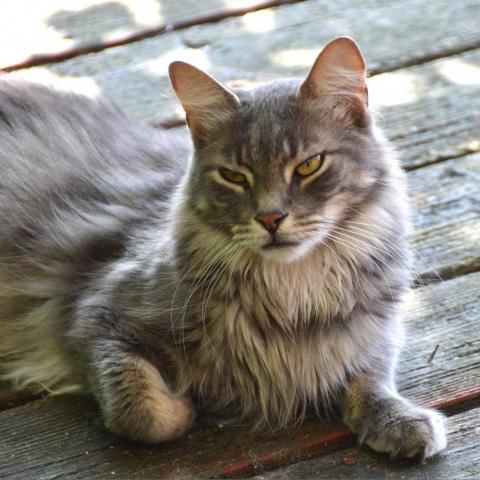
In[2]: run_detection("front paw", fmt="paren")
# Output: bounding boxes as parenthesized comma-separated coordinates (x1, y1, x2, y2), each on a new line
(105, 394, 196, 443)
(346, 400, 447, 460)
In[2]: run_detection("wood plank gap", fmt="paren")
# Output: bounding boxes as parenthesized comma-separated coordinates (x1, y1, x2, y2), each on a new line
(426, 387, 480, 416)
(0, 0, 307, 73)
(369, 39, 480, 76)
(405, 149, 480, 173)
(219, 386, 480, 478)
(415, 261, 480, 288)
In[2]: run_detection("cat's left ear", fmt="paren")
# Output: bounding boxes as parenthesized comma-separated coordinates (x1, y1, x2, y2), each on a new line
(299, 37, 369, 125)
(169, 61, 240, 141)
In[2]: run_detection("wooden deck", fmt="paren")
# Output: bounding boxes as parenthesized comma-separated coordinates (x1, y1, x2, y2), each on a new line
(1, 1, 479, 478)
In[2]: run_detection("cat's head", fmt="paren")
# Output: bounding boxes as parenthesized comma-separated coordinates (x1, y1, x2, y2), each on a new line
(169, 37, 390, 263)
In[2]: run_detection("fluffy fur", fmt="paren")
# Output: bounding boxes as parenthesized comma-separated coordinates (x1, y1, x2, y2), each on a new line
(0, 37, 446, 458)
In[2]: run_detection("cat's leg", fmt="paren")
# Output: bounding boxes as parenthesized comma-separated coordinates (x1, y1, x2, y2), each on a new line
(88, 340, 195, 443)
(341, 376, 447, 460)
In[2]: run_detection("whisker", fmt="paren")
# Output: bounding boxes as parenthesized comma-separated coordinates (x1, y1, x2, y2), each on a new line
(345, 209, 452, 288)
(324, 231, 398, 305)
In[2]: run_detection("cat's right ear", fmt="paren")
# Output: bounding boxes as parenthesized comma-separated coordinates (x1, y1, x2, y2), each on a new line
(168, 62, 240, 141)
(299, 37, 369, 126)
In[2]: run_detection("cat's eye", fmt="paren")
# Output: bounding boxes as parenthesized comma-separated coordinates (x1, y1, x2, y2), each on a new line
(219, 168, 247, 184)
(295, 153, 325, 177)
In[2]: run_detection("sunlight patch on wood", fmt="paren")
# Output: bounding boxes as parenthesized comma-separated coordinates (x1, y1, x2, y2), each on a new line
(369, 71, 418, 107)
(270, 48, 319, 68)
(102, 28, 134, 42)
(0, 2, 73, 67)
(0, 0, 163, 68)
(123, 0, 163, 26)
(241, 9, 276, 33)
(437, 58, 480, 85)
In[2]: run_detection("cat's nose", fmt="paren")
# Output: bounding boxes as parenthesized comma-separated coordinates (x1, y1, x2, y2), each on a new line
(255, 211, 288, 234)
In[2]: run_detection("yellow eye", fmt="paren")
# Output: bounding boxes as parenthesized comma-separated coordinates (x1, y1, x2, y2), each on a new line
(219, 168, 247, 184)
(295, 153, 325, 177)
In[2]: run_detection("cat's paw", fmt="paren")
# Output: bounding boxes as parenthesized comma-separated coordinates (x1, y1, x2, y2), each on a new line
(105, 394, 196, 444)
(144, 394, 196, 443)
(347, 400, 447, 460)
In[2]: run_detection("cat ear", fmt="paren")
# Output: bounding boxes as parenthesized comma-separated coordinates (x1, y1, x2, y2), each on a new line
(299, 37, 369, 125)
(169, 61, 240, 140)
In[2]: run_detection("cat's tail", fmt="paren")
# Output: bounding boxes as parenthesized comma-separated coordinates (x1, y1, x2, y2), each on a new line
(0, 274, 83, 395)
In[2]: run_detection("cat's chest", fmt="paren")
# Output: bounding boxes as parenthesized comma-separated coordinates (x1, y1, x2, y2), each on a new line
(178, 277, 374, 427)
(227, 258, 352, 325)
(179, 264, 359, 409)
(182, 254, 355, 351)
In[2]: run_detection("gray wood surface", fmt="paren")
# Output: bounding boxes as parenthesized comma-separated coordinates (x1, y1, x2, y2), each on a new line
(373, 49, 480, 169)
(397, 272, 480, 408)
(260, 407, 480, 479)
(408, 153, 480, 281)
(1, 272, 479, 479)
(0, 0, 281, 70)
(6, 0, 480, 72)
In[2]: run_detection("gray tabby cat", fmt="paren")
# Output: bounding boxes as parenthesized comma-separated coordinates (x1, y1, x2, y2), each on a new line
(0, 37, 446, 459)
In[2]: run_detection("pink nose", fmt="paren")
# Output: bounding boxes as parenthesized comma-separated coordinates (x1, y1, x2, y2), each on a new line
(255, 211, 288, 233)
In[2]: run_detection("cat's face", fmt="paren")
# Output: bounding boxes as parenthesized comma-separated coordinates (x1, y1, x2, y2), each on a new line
(188, 82, 383, 263)
(170, 38, 385, 263)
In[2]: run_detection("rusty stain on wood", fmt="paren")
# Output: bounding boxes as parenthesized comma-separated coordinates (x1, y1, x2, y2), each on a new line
(261, 407, 480, 479)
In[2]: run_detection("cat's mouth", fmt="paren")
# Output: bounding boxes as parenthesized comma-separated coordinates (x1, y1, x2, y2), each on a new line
(261, 239, 299, 250)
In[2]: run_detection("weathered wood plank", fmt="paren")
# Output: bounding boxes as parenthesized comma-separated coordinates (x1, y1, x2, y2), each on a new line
(177, 0, 480, 75)
(398, 272, 480, 408)
(0, 397, 350, 480)
(1, 272, 479, 479)
(408, 152, 480, 282)
(5, 0, 480, 73)
(1, 0, 303, 71)
(372, 50, 480, 169)
(260, 407, 480, 479)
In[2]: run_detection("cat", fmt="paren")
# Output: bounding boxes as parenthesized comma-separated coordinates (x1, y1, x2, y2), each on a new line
(0, 37, 446, 459)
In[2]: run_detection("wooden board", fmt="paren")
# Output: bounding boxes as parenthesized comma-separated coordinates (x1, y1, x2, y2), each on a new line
(260, 407, 480, 479)
(397, 272, 480, 409)
(4, 0, 480, 73)
(371, 49, 480, 169)
(0, 0, 299, 70)
(1, 272, 479, 479)
(408, 152, 480, 282)
(178, 0, 480, 75)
